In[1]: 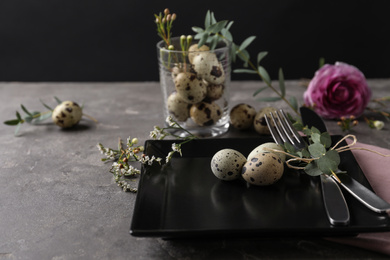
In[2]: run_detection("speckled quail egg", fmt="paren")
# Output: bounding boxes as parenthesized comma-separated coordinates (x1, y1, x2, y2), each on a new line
(167, 92, 192, 122)
(206, 83, 224, 101)
(253, 106, 276, 135)
(192, 52, 226, 85)
(211, 149, 247, 181)
(52, 101, 82, 128)
(174, 72, 207, 104)
(247, 142, 286, 163)
(241, 152, 284, 186)
(188, 44, 210, 63)
(190, 101, 222, 126)
(229, 103, 256, 130)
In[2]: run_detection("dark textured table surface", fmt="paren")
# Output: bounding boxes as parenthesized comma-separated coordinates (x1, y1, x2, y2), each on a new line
(1, 80, 390, 259)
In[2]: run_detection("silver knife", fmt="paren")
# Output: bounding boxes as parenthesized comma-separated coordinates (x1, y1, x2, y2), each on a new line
(300, 106, 390, 213)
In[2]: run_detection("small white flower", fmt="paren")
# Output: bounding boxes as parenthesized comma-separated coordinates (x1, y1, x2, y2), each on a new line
(374, 120, 384, 130)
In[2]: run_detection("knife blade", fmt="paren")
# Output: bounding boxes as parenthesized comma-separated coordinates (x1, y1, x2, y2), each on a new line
(300, 106, 390, 213)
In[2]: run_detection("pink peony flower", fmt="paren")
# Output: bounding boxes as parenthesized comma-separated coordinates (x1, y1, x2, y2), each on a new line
(304, 62, 371, 119)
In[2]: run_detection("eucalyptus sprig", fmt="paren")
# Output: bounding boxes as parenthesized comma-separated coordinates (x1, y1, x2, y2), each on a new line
(4, 97, 62, 136)
(192, 10, 299, 116)
(98, 116, 197, 193)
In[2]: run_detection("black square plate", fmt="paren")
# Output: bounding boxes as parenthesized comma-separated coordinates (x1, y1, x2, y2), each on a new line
(130, 136, 390, 238)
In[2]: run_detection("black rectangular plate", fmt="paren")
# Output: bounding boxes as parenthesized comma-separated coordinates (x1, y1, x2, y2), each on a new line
(130, 136, 390, 238)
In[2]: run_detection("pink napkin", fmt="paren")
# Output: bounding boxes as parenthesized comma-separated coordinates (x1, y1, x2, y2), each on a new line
(327, 140, 390, 255)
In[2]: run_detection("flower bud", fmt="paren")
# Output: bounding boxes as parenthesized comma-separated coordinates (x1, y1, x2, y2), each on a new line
(171, 13, 177, 21)
(164, 8, 169, 15)
(374, 120, 384, 130)
(132, 138, 138, 144)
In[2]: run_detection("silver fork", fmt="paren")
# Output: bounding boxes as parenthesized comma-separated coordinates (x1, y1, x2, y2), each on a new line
(265, 109, 350, 226)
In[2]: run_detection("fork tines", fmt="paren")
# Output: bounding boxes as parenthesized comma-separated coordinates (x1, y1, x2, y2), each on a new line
(265, 109, 305, 150)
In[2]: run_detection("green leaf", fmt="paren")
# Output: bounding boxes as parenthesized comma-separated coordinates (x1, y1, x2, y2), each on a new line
(4, 119, 20, 125)
(311, 132, 321, 144)
(253, 86, 269, 97)
(308, 143, 326, 158)
(209, 34, 219, 50)
(197, 32, 208, 48)
(233, 68, 258, 74)
(256, 96, 282, 102)
(54, 96, 62, 104)
(304, 161, 323, 176)
(21, 104, 32, 116)
(317, 150, 340, 175)
(257, 51, 268, 65)
(191, 26, 204, 33)
(238, 36, 256, 51)
(40, 100, 53, 111)
(302, 148, 311, 158)
(302, 128, 312, 136)
(16, 111, 22, 121)
(221, 28, 233, 41)
(206, 20, 228, 34)
(32, 112, 52, 124)
(258, 66, 271, 84)
(237, 49, 250, 66)
(283, 141, 296, 154)
(311, 126, 320, 134)
(14, 123, 22, 136)
(289, 96, 298, 111)
(278, 68, 285, 97)
(320, 132, 332, 148)
(225, 21, 234, 31)
(205, 10, 211, 28)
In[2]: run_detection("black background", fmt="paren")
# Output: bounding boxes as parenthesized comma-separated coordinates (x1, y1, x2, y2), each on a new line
(0, 0, 389, 81)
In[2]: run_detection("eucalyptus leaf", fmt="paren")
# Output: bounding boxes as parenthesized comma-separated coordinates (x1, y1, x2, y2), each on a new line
(225, 21, 234, 31)
(14, 122, 21, 136)
(304, 161, 323, 176)
(256, 96, 282, 102)
(302, 148, 311, 158)
(221, 28, 233, 41)
(191, 26, 204, 33)
(320, 132, 332, 148)
(206, 20, 228, 34)
(205, 10, 211, 28)
(308, 143, 326, 158)
(209, 34, 219, 50)
(278, 68, 285, 97)
(40, 99, 53, 111)
(4, 119, 20, 125)
(317, 150, 340, 174)
(311, 126, 320, 134)
(257, 51, 268, 65)
(289, 96, 298, 111)
(239, 36, 256, 51)
(54, 96, 62, 104)
(16, 111, 22, 121)
(311, 132, 321, 144)
(237, 49, 250, 66)
(198, 33, 208, 48)
(234, 68, 258, 74)
(21, 104, 32, 116)
(283, 141, 296, 154)
(258, 66, 271, 84)
(252, 86, 269, 97)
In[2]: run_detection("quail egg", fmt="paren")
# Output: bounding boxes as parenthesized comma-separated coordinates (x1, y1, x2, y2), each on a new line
(52, 101, 82, 128)
(229, 103, 257, 130)
(174, 72, 207, 104)
(253, 106, 276, 135)
(192, 52, 225, 85)
(241, 152, 284, 186)
(247, 142, 286, 163)
(206, 83, 224, 101)
(167, 92, 192, 122)
(211, 149, 247, 181)
(188, 44, 210, 63)
(190, 101, 222, 126)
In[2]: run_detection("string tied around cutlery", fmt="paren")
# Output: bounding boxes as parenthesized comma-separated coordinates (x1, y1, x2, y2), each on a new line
(264, 134, 390, 182)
